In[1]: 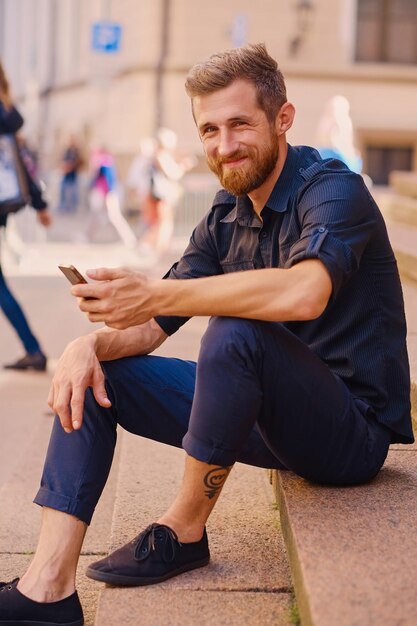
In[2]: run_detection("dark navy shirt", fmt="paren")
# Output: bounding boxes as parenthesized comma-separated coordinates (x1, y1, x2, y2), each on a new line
(155, 145, 413, 444)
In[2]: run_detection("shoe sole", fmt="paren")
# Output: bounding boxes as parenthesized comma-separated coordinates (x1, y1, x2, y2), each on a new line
(85, 556, 210, 587)
(0, 619, 84, 626)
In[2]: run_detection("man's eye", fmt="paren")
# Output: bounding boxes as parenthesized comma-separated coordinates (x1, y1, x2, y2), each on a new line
(202, 127, 216, 135)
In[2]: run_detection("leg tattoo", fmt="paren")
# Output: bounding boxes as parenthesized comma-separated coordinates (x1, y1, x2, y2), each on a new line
(203, 466, 231, 500)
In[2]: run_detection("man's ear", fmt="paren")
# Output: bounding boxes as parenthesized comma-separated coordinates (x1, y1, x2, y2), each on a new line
(275, 102, 295, 136)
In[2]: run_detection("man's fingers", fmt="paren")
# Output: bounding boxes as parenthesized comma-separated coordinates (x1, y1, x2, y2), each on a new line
(47, 384, 54, 410)
(71, 283, 104, 300)
(77, 296, 105, 313)
(70, 389, 86, 430)
(86, 267, 129, 281)
(92, 365, 112, 408)
(53, 386, 74, 433)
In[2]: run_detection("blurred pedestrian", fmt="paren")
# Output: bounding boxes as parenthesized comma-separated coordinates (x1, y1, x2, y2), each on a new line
(315, 94, 363, 174)
(126, 136, 159, 247)
(86, 146, 136, 247)
(58, 135, 82, 213)
(0, 60, 51, 371)
(144, 127, 195, 254)
(16, 134, 39, 180)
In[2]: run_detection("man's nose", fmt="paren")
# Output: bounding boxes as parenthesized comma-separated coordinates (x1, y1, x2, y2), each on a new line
(217, 130, 239, 157)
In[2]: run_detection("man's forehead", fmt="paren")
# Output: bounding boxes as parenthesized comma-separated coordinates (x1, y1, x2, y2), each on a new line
(193, 79, 260, 124)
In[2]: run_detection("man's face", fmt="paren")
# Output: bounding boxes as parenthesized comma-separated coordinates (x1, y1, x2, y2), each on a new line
(193, 79, 280, 196)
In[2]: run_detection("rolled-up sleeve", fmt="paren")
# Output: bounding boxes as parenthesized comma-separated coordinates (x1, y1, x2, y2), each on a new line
(285, 172, 377, 300)
(154, 209, 222, 336)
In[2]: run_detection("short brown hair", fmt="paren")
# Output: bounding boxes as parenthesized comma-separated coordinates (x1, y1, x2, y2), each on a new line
(185, 43, 287, 123)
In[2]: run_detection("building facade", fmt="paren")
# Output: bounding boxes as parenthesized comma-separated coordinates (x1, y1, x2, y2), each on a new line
(1, 0, 417, 184)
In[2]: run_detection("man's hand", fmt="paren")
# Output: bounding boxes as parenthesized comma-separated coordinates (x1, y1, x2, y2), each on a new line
(48, 335, 111, 433)
(71, 267, 156, 329)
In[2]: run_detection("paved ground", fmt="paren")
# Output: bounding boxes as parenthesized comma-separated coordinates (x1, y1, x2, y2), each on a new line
(0, 225, 295, 625)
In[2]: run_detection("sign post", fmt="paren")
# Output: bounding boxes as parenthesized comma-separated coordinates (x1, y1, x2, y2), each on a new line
(91, 21, 122, 54)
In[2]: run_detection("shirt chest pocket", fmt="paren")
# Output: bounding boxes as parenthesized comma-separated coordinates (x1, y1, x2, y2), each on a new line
(220, 260, 255, 274)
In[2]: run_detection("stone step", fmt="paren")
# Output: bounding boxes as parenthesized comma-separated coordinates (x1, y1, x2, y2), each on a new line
(93, 318, 294, 626)
(387, 220, 417, 284)
(273, 446, 417, 626)
(371, 187, 417, 283)
(0, 372, 122, 626)
(0, 273, 134, 626)
(94, 433, 294, 626)
(272, 281, 417, 626)
(386, 218, 417, 284)
(388, 195, 417, 228)
(389, 171, 417, 199)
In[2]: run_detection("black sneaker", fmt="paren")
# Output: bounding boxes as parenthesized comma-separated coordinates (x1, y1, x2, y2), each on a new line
(86, 523, 210, 586)
(4, 352, 47, 372)
(0, 578, 83, 625)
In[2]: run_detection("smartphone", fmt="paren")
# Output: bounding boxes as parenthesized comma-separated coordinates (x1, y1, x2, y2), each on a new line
(58, 264, 88, 285)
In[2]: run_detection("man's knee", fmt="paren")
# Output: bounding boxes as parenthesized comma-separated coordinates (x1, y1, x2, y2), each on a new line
(199, 317, 264, 367)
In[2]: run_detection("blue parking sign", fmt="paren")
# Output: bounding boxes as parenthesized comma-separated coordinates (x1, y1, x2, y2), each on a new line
(92, 21, 122, 53)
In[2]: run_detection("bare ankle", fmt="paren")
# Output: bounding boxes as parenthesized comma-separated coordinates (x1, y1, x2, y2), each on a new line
(157, 516, 205, 543)
(18, 570, 75, 603)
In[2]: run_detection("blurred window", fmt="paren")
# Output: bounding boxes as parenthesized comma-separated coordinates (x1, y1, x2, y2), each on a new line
(365, 146, 413, 184)
(356, 0, 417, 64)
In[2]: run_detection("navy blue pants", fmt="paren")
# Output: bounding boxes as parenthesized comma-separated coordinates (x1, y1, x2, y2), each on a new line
(35, 318, 391, 525)
(0, 265, 41, 354)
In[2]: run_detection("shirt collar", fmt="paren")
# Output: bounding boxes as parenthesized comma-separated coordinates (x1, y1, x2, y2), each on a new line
(265, 144, 303, 213)
(220, 144, 303, 225)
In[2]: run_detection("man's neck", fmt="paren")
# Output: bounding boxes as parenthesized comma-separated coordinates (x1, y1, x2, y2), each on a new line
(248, 141, 288, 217)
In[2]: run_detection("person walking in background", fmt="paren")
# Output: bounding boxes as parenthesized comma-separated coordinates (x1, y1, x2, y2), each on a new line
(315, 94, 363, 174)
(16, 134, 40, 180)
(145, 127, 195, 255)
(58, 135, 82, 213)
(126, 136, 159, 248)
(85, 146, 136, 248)
(0, 60, 51, 371)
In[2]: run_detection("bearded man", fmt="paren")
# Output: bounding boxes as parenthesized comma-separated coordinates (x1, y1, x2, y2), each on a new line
(0, 44, 412, 626)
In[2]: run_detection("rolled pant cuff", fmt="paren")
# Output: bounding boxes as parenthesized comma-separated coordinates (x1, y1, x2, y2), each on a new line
(182, 432, 238, 467)
(33, 487, 93, 526)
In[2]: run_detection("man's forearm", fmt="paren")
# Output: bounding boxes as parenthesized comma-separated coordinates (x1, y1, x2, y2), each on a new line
(72, 261, 331, 329)
(152, 261, 332, 323)
(93, 318, 168, 361)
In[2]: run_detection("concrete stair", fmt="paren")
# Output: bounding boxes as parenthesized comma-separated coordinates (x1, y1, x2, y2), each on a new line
(92, 317, 294, 626)
(271, 182, 417, 626)
(272, 351, 417, 625)
(374, 181, 417, 284)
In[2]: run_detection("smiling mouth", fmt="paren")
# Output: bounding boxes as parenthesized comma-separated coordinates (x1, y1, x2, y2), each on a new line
(222, 157, 247, 168)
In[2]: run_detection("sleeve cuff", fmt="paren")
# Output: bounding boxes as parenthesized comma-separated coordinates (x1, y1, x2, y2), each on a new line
(154, 315, 190, 336)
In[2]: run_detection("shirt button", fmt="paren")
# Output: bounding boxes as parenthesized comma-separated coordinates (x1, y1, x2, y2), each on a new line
(318, 227, 325, 233)
(260, 231, 268, 239)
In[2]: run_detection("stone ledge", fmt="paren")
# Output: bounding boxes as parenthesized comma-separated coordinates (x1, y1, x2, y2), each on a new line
(388, 196, 417, 228)
(273, 374, 417, 626)
(273, 448, 417, 626)
(389, 171, 417, 198)
(395, 249, 417, 284)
